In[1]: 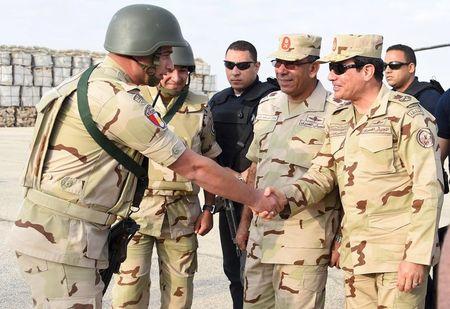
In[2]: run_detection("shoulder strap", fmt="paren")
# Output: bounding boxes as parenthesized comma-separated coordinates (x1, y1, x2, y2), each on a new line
(77, 65, 147, 179)
(162, 86, 189, 123)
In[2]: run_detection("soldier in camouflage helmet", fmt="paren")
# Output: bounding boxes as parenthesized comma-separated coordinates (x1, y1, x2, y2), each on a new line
(267, 34, 443, 309)
(111, 44, 221, 308)
(239, 34, 342, 309)
(9, 5, 283, 308)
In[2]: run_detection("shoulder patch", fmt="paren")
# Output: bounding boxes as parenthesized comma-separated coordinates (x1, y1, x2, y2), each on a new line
(416, 128, 435, 148)
(406, 105, 424, 118)
(144, 105, 167, 129)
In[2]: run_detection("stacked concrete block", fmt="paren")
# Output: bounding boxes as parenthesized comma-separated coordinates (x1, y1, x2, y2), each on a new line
(21, 87, 40, 107)
(0, 85, 20, 106)
(54, 55, 72, 68)
(14, 65, 33, 86)
(0, 65, 13, 85)
(193, 58, 216, 96)
(0, 52, 11, 65)
(0, 46, 216, 126)
(203, 75, 216, 92)
(53, 67, 71, 86)
(11, 51, 32, 66)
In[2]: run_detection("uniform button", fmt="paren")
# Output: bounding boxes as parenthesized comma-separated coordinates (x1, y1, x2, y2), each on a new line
(173, 147, 180, 155)
(238, 111, 244, 118)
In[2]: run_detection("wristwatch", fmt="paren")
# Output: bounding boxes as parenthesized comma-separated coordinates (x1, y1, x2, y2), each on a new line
(202, 204, 216, 214)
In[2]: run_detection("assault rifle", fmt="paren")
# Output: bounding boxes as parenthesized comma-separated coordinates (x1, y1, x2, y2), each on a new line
(216, 196, 242, 257)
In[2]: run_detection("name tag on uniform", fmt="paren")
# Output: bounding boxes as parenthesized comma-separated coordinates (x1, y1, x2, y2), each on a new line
(256, 114, 278, 121)
(361, 126, 391, 135)
(329, 123, 349, 137)
(299, 115, 325, 128)
(361, 119, 391, 135)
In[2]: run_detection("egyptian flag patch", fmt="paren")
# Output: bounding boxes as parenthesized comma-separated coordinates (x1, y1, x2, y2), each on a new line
(144, 105, 167, 129)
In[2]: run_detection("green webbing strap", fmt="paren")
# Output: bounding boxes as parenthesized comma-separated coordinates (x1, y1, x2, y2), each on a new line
(77, 65, 147, 179)
(162, 86, 189, 123)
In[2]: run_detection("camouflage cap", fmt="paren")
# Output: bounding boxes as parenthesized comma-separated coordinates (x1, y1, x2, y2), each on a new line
(319, 34, 383, 63)
(269, 34, 321, 61)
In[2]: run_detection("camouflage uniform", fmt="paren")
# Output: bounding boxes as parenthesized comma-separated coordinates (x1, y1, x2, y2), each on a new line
(111, 86, 221, 308)
(243, 34, 341, 309)
(9, 55, 186, 308)
(280, 35, 443, 309)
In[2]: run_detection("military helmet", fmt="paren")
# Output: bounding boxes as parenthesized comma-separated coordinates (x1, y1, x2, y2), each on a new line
(104, 4, 187, 56)
(171, 43, 196, 73)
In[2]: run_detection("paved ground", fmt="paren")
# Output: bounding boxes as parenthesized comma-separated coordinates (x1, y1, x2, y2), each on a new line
(1, 127, 448, 308)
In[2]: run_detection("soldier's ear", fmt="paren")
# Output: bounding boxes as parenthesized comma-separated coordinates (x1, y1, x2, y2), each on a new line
(408, 63, 415, 74)
(254, 61, 261, 72)
(362, 64, 375, 82)
(309, 62, 320, 78)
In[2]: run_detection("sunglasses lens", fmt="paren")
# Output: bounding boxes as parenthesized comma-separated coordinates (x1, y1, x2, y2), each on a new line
(384, 62, 406, 70)
(390, 63, 403, 70)
(329, 63, 345, 75)
(224, 61, 252, 70)
(236, 62, 251, 70)
(224, 61, 235, 70)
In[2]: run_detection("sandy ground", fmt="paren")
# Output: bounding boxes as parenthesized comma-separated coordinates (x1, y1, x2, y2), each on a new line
(0, 127, 448, 308)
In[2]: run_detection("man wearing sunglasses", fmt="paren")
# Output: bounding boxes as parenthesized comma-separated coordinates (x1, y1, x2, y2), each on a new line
(241, 34, 342, 309)
(384, 44, 443, 116)
(209, 40, 279, 309)
(386, 44, 446, 308)
(267, 34, 442, 309)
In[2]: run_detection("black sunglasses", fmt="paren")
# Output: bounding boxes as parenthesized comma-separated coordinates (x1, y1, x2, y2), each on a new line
(224, 60, 255, 70)
(383, 61, 409, 70)
(271, 59, 314, 70)
(329, 62, 363, 75)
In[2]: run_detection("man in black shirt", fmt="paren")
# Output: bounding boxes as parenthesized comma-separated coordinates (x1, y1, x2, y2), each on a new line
(384, 44, 442, 115)
(209, 40, 279, 309)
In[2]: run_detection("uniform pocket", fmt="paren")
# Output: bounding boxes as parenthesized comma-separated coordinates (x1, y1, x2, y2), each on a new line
(16, 253, 49, 274)
(280, 217, 326, 249)
(359, 134, 395, 174)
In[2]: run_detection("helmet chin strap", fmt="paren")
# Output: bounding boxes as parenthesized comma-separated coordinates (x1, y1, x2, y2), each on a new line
(133, 54, 161, 87)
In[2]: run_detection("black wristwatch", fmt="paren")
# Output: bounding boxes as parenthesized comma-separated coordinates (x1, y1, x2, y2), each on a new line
(202, 204, 216, 214)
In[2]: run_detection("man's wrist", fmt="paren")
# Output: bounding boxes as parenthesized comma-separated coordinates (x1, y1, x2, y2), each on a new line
(202, 204, 216, 214)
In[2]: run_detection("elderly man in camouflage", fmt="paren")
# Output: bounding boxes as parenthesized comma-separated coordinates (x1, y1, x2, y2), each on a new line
(267, 34, 443, 309)
(238, 34, 341, 309)
(111, 44, 220, 308)
(9, 5, 283, 308)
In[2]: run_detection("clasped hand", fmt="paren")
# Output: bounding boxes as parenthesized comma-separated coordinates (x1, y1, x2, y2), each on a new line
(250, 187, 287, 219)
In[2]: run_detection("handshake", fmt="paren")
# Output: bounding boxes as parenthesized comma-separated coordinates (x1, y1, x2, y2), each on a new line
(250, 187, 288, 219)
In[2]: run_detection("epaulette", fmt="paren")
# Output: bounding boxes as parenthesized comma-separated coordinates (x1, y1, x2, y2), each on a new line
(327, 95, 351, 114)
(259, 90, 280, 104)
(389, 91, 419, 108)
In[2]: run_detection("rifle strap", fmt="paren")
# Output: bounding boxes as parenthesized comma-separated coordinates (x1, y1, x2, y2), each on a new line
(162, 86, 189, 123)
(77, 65, 148, 213)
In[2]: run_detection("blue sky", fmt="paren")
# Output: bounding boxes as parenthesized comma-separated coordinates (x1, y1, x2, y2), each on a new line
(2, 0, 449, 90)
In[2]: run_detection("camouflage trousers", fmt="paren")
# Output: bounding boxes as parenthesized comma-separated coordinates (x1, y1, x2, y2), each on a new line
(15, 251, 103, 308)
(111, 231, 198, 309)
(243, 256, 327, 309)
(344, 270, 428, 309)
